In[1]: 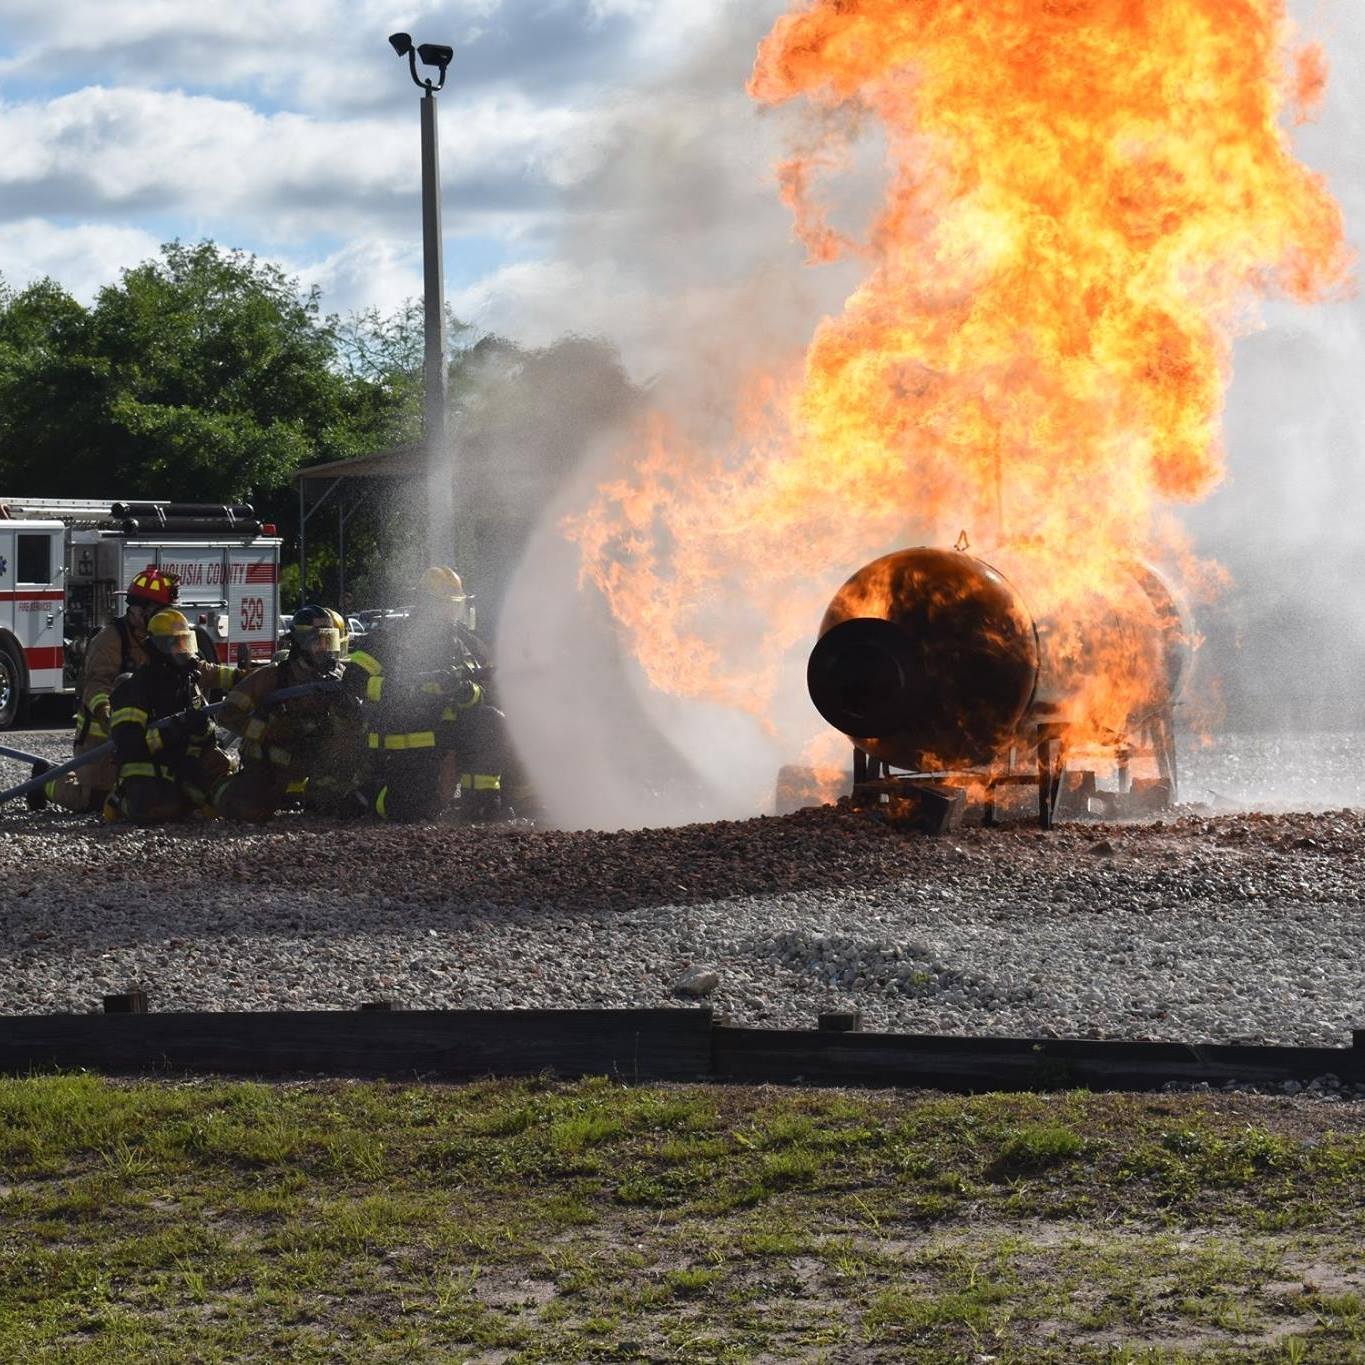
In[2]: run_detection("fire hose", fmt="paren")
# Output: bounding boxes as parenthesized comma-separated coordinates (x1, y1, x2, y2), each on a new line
(0, 681, 343, 807)
(0, 741, 49, 767)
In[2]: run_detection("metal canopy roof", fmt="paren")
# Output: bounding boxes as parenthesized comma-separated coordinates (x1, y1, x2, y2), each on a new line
(294, 444, 423, 484)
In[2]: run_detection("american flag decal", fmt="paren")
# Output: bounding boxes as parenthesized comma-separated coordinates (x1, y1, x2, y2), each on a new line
(245, 562, 277, 583)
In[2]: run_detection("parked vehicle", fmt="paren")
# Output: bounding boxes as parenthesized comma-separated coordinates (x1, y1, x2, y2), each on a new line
(0, 498, 282, 728)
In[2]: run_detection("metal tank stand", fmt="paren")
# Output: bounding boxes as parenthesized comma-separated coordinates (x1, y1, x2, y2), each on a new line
(1083, 705, 1179, 818)
(981, 701, 1069, 830)
(846, 700, 1178, 832)
(848, 750, 965, 834)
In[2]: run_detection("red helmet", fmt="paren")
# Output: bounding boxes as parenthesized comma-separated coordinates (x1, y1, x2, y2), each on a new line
(127, 566, 180, 609)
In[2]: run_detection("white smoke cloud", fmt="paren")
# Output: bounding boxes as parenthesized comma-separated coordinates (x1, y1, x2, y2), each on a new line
(1179, 0, 1365, 739)
(495, 0, 856, 828)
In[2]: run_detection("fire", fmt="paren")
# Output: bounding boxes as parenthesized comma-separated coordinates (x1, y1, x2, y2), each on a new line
(569, 0, 1350, 767)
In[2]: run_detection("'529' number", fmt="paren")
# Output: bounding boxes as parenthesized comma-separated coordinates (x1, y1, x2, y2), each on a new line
(240, 597, 266, 632)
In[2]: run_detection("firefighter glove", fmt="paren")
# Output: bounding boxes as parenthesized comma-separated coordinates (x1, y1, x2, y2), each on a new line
(161, 709, 209, 747)
(334, 688, 362, 716)
(447, 672, 479, 706)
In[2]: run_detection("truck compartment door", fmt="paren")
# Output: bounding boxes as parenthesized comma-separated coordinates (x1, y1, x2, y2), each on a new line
(229, 548, 279, 663)
(12, 528, 65, 693)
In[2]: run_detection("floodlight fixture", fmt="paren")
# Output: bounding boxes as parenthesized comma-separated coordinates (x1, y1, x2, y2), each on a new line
(417, 42, 454, 71)
(390, 30, 452, 92)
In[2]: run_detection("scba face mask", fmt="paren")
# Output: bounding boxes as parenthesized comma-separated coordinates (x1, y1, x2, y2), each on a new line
(300, 626, 343, 673)
(147, 612, 200, 671)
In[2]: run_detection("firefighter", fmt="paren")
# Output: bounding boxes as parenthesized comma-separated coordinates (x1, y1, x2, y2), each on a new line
(213, 605, 363, 823)
(106, 609, 240, 825)
(342, 566, 507, 822)
(28, 566, 177, 812)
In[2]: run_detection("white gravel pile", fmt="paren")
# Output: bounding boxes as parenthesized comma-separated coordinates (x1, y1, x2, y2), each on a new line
(2, 763, 1364, 1072)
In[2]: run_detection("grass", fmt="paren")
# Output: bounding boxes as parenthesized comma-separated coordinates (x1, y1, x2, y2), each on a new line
(1, 1075, 1364, 1360)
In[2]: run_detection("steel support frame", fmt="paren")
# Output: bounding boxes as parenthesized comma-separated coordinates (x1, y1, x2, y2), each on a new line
(297, 476, 366, 610)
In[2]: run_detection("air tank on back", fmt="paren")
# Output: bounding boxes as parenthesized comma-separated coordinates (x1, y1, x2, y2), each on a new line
(807, 546, 1191, 772)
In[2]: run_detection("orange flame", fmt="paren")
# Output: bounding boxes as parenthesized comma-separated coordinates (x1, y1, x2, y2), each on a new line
(569, 0, 1351, 767)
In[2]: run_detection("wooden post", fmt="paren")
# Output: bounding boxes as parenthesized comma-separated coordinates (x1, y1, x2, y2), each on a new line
(103, 990, 148, 1014)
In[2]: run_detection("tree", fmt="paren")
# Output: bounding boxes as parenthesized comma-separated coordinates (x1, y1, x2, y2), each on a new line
(333, 299, 474, 451)
(0, 277, 107, 494)
(0, 241, 387, 504)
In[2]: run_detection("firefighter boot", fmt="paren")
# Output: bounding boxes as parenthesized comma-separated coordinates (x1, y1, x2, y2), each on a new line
(26, 760, 52, 812)
(460, 786, 505, 824)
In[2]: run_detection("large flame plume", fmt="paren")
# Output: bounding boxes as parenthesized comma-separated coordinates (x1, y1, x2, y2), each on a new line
(569, 0, 1351, 763)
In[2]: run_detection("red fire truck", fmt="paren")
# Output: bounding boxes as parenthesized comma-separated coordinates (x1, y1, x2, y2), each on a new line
(0, 499, 282, 729)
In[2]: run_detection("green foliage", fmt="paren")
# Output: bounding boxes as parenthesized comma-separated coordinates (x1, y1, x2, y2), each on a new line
(0, 242, 382, 503)
(865, 1280, 1012, 1335)
(332, 299, 473, 452)
(988, 1122, 1089, 1176)
(1119, 1123, 1304, 1200)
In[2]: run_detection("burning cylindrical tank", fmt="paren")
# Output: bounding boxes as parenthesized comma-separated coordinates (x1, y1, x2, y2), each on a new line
(807, 547, 1190, 773)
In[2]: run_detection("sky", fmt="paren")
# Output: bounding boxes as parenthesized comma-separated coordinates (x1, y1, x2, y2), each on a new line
(1, 0, 1354, 382)
(0, 0, 804, 360)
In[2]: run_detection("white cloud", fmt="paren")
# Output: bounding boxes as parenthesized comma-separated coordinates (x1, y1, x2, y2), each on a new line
(0, 0, 670, 115)
(294, 236, 424, 315)
(0, 214, 429, 322)
(0, 218, 161, 299)
(0, 84, 585, 240)
(0, 0, 804, 331)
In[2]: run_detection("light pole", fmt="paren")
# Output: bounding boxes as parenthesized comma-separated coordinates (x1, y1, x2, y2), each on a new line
(389, 32, 456, 570)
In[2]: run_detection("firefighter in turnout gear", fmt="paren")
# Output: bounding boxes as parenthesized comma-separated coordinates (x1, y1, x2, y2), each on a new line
(106, 609, 240, 825)
(214, 605, 363, 822)
(342, 566, 507, 822)
(29, 567, 182, 813)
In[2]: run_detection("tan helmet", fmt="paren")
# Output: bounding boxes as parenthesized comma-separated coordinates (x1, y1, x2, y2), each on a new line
(418, 565, 466, 602)
(146, 608, 199, 670)
(325, 607, 351, 659)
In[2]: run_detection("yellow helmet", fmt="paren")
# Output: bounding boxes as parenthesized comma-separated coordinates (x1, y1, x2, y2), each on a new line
(418, 566, 466, 603)
(326, 608, 351, 658)
(146, 609, 199, 670)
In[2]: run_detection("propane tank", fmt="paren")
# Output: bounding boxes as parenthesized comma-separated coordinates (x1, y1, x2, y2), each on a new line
(1028, 560, 1192, 728)
(807, 547, 1039, 770)
(807, 547, 1191, 770)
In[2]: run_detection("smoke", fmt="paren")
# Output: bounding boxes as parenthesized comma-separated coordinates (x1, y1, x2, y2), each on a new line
(494, 0, 1363, 828)
(1182, 0, 1365, 738)
(494, 0, 864, 829)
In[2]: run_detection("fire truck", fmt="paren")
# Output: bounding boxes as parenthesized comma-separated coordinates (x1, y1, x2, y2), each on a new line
(0, 499, 282, 729)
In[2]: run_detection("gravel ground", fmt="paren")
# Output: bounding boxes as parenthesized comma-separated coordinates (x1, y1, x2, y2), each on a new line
(2, 727, 1363, 1071)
